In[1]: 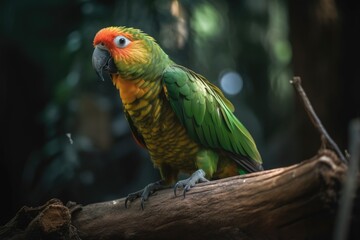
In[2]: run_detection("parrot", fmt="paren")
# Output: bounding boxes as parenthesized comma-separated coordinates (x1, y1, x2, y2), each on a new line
(92, 26, 263, 209)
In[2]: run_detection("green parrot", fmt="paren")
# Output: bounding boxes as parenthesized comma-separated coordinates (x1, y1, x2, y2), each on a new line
(92, 26, 263, 209)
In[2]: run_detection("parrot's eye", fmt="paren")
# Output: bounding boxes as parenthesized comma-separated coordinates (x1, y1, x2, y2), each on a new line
(114, 36, 131, 48)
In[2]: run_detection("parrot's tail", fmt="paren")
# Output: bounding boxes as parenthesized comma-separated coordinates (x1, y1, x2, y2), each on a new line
(222, 150, 264, 173)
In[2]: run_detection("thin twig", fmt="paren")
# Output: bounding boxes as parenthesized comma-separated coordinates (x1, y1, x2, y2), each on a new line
(334, 119, 360, 240)
(290, 76, 348, 164)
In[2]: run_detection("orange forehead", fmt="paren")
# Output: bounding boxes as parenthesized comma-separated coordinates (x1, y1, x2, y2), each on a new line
(93, 27, 132, 47)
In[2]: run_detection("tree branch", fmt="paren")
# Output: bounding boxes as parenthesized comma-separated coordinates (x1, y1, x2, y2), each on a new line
(290, 76, 348, 164)
(2, 150, 358, 240)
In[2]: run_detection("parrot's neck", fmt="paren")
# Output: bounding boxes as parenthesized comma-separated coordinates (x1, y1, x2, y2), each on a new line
(111, 74, 163, 118)
(111, 74, 152, 105)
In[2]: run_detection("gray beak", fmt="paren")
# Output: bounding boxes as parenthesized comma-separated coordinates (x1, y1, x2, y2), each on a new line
(92, 46, 117, 81)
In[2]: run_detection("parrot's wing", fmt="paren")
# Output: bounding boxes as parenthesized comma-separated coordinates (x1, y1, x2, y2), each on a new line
(124, 110, 147, 149)
(162, 65, 262, 172)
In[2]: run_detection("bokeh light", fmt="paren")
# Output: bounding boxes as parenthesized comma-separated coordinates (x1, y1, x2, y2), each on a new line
(219, 71, 243, 95)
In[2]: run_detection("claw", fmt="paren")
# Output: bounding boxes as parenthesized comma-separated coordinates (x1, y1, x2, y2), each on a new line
(125, 198, 130, 208)
(141, 198, 145, 210)
(125, 198, 129, 208)
(124, 191, 142, 208)
(174, 182, 181, 197)
(173, 169, 209, 198)
(124, 180, 167, 210)
(183, 185, 188, 198)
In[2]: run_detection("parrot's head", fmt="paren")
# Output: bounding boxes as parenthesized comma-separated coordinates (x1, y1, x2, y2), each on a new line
(92, 26, 170, 81)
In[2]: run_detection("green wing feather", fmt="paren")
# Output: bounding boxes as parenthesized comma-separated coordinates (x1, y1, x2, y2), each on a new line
(162, 65, 262, 171)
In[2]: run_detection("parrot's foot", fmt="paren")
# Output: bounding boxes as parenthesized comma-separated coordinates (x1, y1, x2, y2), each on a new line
(125, 180, 166, 210)
(174, 169, 209, 198)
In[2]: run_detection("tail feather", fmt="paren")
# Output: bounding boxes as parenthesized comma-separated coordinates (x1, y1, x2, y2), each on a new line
(223, 150, 264, 173)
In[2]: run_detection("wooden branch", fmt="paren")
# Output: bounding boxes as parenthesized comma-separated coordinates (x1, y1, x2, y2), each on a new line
(290, 76, 348, 164)
(2, 150, 358, 240)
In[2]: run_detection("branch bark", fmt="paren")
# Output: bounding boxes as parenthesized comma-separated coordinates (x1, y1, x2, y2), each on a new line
(2, 150, 358, 240)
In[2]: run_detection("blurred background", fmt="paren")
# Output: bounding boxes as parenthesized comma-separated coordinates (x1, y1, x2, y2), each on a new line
(1, 0, 359, 225)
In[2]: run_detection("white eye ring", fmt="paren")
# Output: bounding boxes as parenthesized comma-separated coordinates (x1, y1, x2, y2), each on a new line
(114, 36, 131, 48)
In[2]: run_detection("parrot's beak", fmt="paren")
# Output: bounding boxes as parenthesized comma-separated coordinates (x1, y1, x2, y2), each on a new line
(92, 46, 117, 81)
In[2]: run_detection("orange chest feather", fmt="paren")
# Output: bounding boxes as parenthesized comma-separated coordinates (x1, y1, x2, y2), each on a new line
(111, 75, 147, 104)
